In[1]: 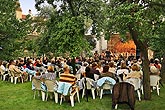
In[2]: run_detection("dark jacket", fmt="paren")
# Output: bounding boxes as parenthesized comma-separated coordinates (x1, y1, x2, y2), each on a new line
(112, 82, 136, 110)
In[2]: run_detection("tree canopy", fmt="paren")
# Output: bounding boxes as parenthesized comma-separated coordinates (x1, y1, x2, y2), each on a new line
(0, 0, 32, 60)
(102, 0, 165, 100)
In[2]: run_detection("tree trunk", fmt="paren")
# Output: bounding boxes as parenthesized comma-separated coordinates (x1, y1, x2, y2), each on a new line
(128, 24, 151, 100)
(140, 47, 151, 100)
(161, 55, 165, 83)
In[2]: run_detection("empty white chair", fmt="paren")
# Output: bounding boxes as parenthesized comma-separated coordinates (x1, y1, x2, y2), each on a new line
(150, 75, 161, 95)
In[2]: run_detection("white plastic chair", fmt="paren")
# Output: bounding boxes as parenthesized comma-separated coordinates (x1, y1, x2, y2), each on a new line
(150, 75, 161, 96)
(10, 70, 23, 84)
(75, 74, 81, 80)
(32, 78, 42, 100)
(44, 80, 58, 103)
(57, 82, 80, 107)
(99, 81, 113, 99)
(125, 78, 142, 101)
(82, 78, 96, 99)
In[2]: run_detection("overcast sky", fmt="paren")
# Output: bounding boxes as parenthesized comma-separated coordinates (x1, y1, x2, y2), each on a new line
(19, 0, 38, 15)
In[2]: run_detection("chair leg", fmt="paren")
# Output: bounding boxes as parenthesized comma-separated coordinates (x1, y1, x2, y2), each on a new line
(137, 90, 141, 101)
(91, 89, 95, 99)
(70, 95, 74, 107)
(60, 95, 63, 105)
(14, 77, 18, 84)
(54, 92, 58, 103)
(156, 85, 160, 96)
(3, 74, 7, 81)
(115, 104, 118, 109)
(11, 76, 13, 83)
(100, 89, 103, 99)
(141, 85, 144, 94)
(41, 91, 46, 101)
(46, 93, 48, 101)
(82, 89, 85, 98)
(76, 88, 80, 103)
(29, 75, 32, 81)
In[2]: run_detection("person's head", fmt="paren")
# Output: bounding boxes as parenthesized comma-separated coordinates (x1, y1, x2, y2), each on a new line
(97, 62, 102, 68)
(109, 61, 115, 68)
(131, 63, 140, 71)
(92, 62, 98, 69)
(154, 58, 159, 64)
(85, 66, 91, 73)
(102, 65, 109, 73)
(63, 65, 70, 73)
(47, 66, 54, 72)
(150, 58, 154, 64)
(9, 60, 16, 65)
(120, 61, 127, 69)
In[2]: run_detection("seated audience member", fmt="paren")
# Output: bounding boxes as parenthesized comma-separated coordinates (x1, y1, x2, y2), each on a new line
(116, 61, 129, 75)
(59, 65, 77, 85)
(9, 60, 28, 81)
(108, 61, 116, 74)
(150, 59, 161, 75)
(101, 65, 117, 81)
(90, 62, 101, 80)
(41, 66, 56, 81)
(116, 61, 129, 81)
(123, 63, 143, 81)
(96, 62, 103, 73)
(26, 59, 35, 70)
(83, 66, 95, 80)
(0, 60, 8, 74)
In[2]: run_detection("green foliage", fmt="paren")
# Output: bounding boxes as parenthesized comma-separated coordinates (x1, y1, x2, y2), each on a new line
(37, 12, 91, 57)
(0, 0, 32, 60)
(35, 0, 107, 57)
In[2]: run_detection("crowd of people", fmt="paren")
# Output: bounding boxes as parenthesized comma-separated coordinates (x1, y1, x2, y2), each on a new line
(0, 51, 163, 102)
(0, 51, 162, 82)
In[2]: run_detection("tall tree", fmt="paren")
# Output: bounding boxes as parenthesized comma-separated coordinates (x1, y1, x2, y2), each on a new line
(104, 0, 165, 100)
(0, 0, 32, 60)
(34, 0, 106, 57)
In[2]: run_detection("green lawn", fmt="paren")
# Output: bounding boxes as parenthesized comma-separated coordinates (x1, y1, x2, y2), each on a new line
(0, 80, 165, 110)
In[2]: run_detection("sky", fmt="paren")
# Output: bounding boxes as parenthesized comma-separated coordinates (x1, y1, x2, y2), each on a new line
(19, 0, 38, 15)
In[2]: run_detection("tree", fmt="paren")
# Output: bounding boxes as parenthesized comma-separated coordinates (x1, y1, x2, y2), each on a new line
(0, 0, 32, 60)
(34, 0, 106, 56)
(150, 21, 165, 82)
(104, 0, 165, 100)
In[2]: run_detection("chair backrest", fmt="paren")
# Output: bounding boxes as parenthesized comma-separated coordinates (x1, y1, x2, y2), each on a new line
(150, 75, 161, 86)
(75, 74, 81, 80)
(102, 81, 113, 89)
(125, 78, 141, 90)
(9, 69, 22, 77)
(45, 80, 57, 92)
(32, 78, 41, 90)
(84, 78, 95, 89)
(94, 74, 100, 81)
(0, 67, 5, 75)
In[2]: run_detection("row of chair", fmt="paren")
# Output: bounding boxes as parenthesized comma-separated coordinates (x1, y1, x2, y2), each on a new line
(32, 78, 80, 107)
(0, 69, 33, 84)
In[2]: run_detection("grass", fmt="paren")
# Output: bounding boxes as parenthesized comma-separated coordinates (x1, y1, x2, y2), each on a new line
(0, 80, 165, 110)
